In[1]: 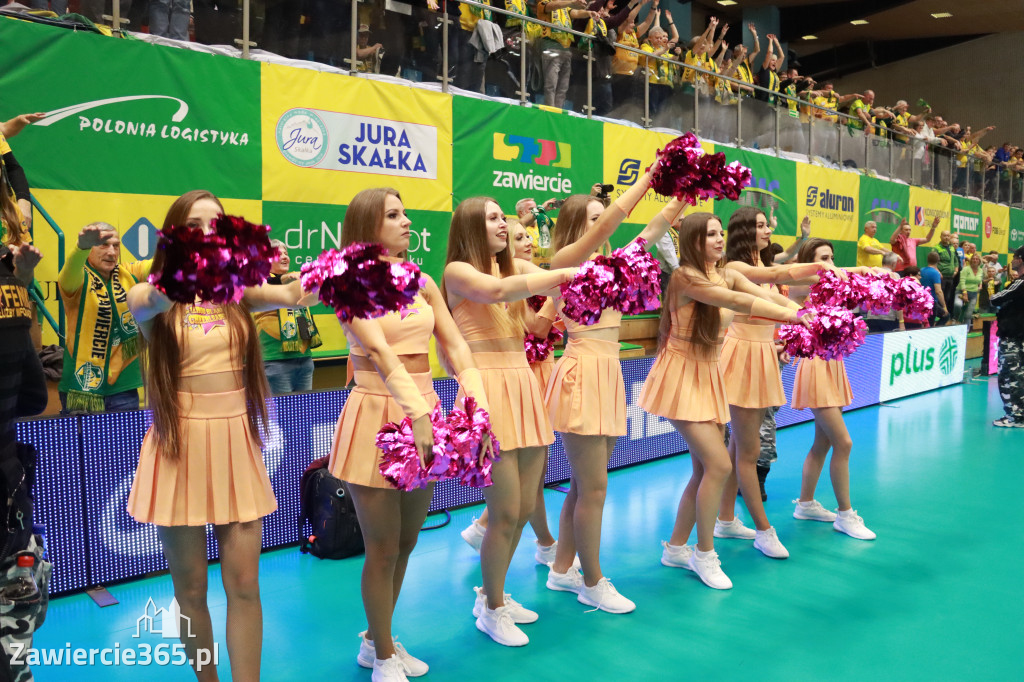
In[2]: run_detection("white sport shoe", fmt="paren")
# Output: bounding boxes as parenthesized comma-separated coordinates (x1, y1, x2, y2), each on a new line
(834, 510, 877, 540)
(753, 527, 790, 559)
(793, 499, 838, 522)
(460, 518, 485, 552)
(372, 655, 409, 682)
(476, 605, 529, 646)
(660, 541, 694, 570)
(534, 540, 557, 565)
(545, 564, 584, 594)
(577, 577, 636, 614)
(472, 587, 538, 624)
(687, 549, 733, 590)
(357, 632, 428, 677)
(714, 517, 757, 539)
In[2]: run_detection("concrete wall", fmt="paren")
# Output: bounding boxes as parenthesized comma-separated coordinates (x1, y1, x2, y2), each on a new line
(834, 32, 1024, 146)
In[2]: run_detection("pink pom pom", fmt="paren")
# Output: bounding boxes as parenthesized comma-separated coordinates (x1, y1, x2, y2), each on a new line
(301, 242, 424, 322)
(376, 405, 449, 491)
(893, 276, 934, 322)
(780, 305, 867, 360)
(649, 134, 752, 204)
(559, 239, 662, 325)
(852, 272, 897, 315)
(526, 295, 546, 313)
(525, 326, 563, 363)
(447, 397, 501, 488)
(560, 259, 618, 325)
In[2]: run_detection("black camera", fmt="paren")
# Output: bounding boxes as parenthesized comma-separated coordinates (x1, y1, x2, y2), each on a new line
(596, 183, 613, 200)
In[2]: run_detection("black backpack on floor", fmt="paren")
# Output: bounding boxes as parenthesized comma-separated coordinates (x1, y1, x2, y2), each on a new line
(299, 457, 364, 559)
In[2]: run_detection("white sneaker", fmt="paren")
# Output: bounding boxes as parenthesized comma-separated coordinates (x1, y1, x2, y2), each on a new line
(372, 655, 409, 682)
(687, 549, 733, 590)
(660, 541, 694, 570)
(475, 605, 529, 646)
(460, 518, 485, 552)
(577, 577, 636, 614)
(793, 499, 838, 522)
(753, 527, 790, 559)
(714, 517, 757, 539)
(834, 510, 877, 540)
(534, 540, 557, 565)
(545, 564, 584, 594)
(473, 587, 538, 624)
(357, 633, 428, 677)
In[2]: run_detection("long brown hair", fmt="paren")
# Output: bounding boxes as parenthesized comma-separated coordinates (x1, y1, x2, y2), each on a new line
(143, 190, 270, 459)
(551, 194, 607, 253)
(797, 237, 834, 264)
(725, 206, 772, 266)
(0, 174, 24, 246)
(658, 212, 722, 356)
(442, 196, 524, 338)
(340, 187, 403, 252)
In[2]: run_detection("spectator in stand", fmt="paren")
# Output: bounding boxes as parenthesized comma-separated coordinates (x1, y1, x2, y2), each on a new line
(730, 23, 761, 99)
(990, 246, 1024, 427)
(515, 197, 557, 265)
(253, 240, 322, 395)
(921, 251, 948, 326)
(847, 90, 880, 134)
(856, 220, 899, 268)
(570, 0, 626, 116)
(933, 229, 959, 316)
(754, 33, 784, 106)
(641, 24, 676, 115)
(536, 0, 593, 109)
(28, 0, 68, 14)
(807, 82, 859, 123)
(654, 221, 679, 292)
(890, 216, 938, 274)
(455, 0, 493, 92)
(149, 0, 190, 41)
(862, 253, 904, 333)
(610, 1, 656, 110)
(58, 224, 150, 413)
(955, 252, 983, 327)
(355, 24, 383, 73)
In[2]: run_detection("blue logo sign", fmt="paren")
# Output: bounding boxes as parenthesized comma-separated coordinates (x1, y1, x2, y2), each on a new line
(121, 217, 159, 260)
(617, 158, 640, 185)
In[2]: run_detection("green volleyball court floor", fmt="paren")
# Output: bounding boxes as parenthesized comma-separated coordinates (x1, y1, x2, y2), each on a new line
(31, 372, 1022, 681)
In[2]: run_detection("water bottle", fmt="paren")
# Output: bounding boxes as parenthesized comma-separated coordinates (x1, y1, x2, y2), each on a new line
(2, 555, 39, 602)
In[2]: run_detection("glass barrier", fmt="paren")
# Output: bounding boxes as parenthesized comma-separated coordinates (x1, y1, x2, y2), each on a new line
(230, 0, 1020, 207)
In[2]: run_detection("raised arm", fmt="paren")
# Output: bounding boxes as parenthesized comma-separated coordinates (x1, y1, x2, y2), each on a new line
(0, 113, 45, 139)
(636, 198, 686, 245)
(58, 224, 117, 295)
(675, 268, 801, 323)
(664, 9, 679, 43)
(242, 278, 309, 312)
(126, 283, 174, 334)
(724, 259, 831, 286)
(443, 261, 575, 305)
(11, 243, 42, 286)
(776, 216, 810, 263)
(746, 22, 761, 67)
(923, 216, 939, 244)
(550, 170, 654, 268)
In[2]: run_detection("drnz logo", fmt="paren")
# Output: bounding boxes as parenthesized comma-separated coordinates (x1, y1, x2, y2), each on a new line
(493, 134, 571, 168)
(805, 186, 854, 212)
(617, 158, 640, 185)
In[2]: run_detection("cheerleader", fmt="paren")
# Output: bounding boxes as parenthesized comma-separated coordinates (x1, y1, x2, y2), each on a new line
(461, 221, 561, 562)
(442, 198, 577, 647)
(127, 190, 310, 681)
(787, 238, 876, 540)
(639, 213, 810, 589)
(544, 170, 685, 613)
(714, 209, 836, 559)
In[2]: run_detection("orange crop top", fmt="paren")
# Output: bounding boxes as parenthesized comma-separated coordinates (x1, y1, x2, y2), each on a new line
(670, 300, 732, 343)
(451, 299, 519, 342)
(344, 293, 435, 357)
(179, 303, 244, 377)
(559, 304, 622, 334)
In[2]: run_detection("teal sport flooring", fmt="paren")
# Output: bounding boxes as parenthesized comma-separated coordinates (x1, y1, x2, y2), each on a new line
(30, 371, 1022, 681)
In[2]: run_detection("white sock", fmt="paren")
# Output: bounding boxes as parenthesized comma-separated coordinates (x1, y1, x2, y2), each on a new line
(695, 548, 715, 559)
(838, 508, 855, 517)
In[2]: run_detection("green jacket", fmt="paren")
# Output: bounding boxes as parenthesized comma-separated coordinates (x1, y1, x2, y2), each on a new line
(934, 244, 958, 277)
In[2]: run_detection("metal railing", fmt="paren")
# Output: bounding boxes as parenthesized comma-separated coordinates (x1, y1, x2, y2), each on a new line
(30, 193, 65, 341)
(78, 0, 1024, 208)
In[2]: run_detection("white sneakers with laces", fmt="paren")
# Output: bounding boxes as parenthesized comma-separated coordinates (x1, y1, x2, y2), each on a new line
(687, 549, 733, 590)
(460, 518, 485, 552)
(793, 499, 838, 522)
(577, 577, 636, 614)
(660, 541, 694, 570)
(475, 604, 529, 646)
(471, 586, 538, 624)
(753, 527, 790, 559)
(714, 517, 757, 539)
(372, 655, 409, 682)
(545, 564, 584, 593)
(834, 509, 877, 540)
(357, 632, 428, 677)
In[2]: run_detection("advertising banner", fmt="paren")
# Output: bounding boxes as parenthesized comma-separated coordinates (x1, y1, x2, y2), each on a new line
(261, 62, 453, 212)
(1010, 208, 1024, 257)
(602, 125, 691, 228)
(879, 326, 967, 401)
(796, 165, 860, 265)
(981, 201, 1010, 257)
(717, 149, 797, 248)
(453, 98, 603, 211)
(0, 20, 261, 200)
(950, 195, 983, 250)
(859, 175, 910, 244)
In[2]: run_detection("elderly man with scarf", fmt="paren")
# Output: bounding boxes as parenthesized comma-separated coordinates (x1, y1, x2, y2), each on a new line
(58, 223, 150, 413)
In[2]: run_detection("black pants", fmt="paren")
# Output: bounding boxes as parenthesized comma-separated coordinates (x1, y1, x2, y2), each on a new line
(941, 276, 957, 322)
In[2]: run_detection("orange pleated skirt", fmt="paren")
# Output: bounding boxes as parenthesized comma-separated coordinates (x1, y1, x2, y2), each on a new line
(639, 336, 731, 425)
(791, 357, 853, 410)
(458, 350, 554, 451)
(720, 322, 785, 409)
(546, 337, 626, 436)
(330, 370, 439, 489)
(128, 390, 277, 527)
(530, 356, 555, 394)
